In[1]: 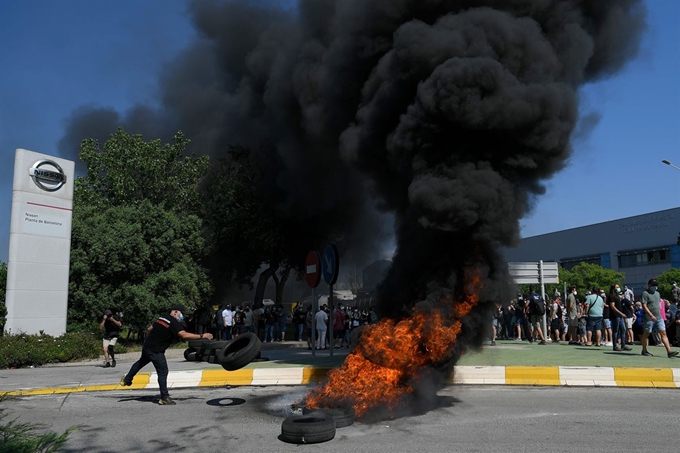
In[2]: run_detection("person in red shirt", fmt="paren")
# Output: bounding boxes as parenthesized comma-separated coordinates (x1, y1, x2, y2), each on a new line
(332, 304, 347, 349)
(120, 304, 212, 405)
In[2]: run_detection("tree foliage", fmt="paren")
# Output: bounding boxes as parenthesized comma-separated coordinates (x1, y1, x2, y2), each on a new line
(558, 263, 625, 294)
(77, 128, 209, 213)
(69, 129, 212, 331)
(516, 263, 625, 299)
(202, 146, 292, 305)
(69, 202, 211, 331)
(657, 268, 680, 300)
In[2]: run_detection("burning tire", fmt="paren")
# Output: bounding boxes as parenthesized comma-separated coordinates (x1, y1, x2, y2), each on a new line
(280, 414, 336, 444)
(217, 333, 262, 371)
(183, 347, 197, 361)
(303, 406, 355, 428)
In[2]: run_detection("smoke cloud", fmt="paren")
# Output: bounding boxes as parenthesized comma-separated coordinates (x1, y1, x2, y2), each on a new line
(60, 0, 646, 400)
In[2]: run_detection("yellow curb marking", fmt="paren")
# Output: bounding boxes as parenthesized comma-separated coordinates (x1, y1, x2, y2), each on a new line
(505, 366, 560, 386)
(302, 367, 331, 384)
(198, 369, 254, 386)
(0, 372, 153, 397)
(614, 367, 673, 387)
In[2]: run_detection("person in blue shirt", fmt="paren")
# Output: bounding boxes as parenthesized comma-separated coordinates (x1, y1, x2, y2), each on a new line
(584, 287, 604, 346)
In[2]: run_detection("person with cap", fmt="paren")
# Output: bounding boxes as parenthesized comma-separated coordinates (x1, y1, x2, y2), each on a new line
(100, 308, 122, 368)
(120, 304, 213, 405)
(640, 278, 678, 358)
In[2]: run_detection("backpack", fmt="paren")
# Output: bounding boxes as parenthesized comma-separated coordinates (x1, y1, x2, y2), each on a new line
(530, 293, 545, 315)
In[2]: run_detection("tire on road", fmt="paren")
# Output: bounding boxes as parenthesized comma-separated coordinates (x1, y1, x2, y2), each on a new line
(303, 406, 355, 428)
(183, 348, 197, 361)
(217, 333, 262, 371)
(280, 414, 336, 444)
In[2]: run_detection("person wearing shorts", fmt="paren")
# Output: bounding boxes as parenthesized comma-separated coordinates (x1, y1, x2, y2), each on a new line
(640, 278, 678, 358)
(585, 288, 604, 346)
(621, 294, 635, 344)
(100, 309, 122, 368)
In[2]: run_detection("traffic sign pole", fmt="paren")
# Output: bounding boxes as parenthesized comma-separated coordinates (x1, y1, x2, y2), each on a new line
(311, 287, 316, 357)
(305, 250, 322, 358)
(329, 284, 333, 359)
(540, 260, 547, 337)
(321, 245, 339, 359)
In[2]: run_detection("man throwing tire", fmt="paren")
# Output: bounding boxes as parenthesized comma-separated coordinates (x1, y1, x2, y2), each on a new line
(120, 304, 212, 405)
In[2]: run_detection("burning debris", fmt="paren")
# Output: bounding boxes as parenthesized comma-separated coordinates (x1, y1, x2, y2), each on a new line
(306, 271, 481, 419)
(59, 0, 647, 421)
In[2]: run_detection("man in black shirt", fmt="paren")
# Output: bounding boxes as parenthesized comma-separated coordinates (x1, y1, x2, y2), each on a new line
(120, 304, 212, 405)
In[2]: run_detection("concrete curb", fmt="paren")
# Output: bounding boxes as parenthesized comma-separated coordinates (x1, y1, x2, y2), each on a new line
(3, 365, 679, 397)
(451, 366, 680, 388)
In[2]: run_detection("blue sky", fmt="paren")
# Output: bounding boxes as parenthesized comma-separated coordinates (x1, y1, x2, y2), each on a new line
(1, 0, 679, 264)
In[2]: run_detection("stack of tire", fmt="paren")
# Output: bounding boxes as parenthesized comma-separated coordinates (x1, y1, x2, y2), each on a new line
(183, 333, 262, 371)
(280, 406, 355, 444)
(183, 340, 229, 363)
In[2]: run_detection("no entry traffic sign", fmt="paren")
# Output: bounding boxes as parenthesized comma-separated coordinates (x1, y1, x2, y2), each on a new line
(305, 250, 321, 288)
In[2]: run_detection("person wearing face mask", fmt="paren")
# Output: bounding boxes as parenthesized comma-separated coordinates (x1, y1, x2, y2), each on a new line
(608, 283, 631, 351)
(640, 278, 678, 358)
(120, 304, 213, 405)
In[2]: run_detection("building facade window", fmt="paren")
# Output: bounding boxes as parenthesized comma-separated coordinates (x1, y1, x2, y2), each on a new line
(560, 255, 602, 271)
(618, 247, 671, 268)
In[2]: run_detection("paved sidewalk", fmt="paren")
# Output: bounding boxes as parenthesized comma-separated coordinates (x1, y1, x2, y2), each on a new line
(1, 339, 678, 396)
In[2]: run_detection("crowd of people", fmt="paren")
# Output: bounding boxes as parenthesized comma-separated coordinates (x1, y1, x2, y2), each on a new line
(492, 278, 680, 358)
(188, 302, 379, 349)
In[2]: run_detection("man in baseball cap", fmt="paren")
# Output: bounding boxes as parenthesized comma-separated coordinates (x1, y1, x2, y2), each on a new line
(120, 304, 212, 405)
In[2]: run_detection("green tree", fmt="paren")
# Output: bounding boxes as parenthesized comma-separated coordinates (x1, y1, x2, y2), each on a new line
(69, 202, 211, 332)
(69, 129, 212, 332)
(657, 267, 680, 300)
(0, 261, 6, 334)
(77, 128, 209, 213)
(202, 146, 294, 307)
(559, 263, 625, 294)
(516, 264, 623, 299)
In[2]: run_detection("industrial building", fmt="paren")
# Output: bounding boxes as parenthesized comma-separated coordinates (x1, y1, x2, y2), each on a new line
(503, 207, 680, 296)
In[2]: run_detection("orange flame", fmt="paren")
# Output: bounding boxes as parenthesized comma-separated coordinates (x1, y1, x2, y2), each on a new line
(306, 273, 482, 418)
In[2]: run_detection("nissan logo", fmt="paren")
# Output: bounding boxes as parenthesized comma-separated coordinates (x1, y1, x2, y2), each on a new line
(29, 160, 67, 192)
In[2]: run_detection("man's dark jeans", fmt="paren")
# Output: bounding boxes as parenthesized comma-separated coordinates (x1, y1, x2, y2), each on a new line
(124, 347, 169, 398)
(612, 317, 627, 349)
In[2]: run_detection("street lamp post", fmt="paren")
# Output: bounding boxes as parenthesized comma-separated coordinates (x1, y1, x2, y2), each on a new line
(662, 159, 680, 172)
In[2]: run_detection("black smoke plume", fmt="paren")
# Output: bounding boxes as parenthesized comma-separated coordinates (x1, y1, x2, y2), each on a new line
(60, 0, 646, 385)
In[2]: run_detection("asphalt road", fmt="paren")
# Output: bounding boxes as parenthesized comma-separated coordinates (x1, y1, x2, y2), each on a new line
(3, 385, 676, 452)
